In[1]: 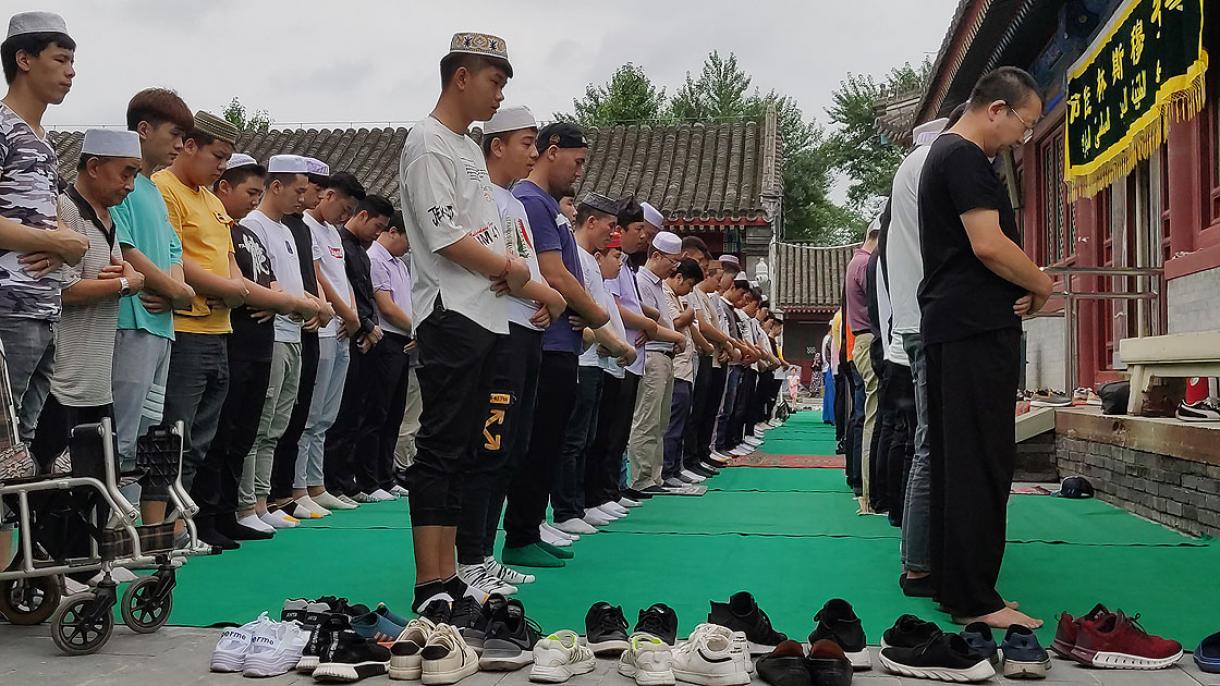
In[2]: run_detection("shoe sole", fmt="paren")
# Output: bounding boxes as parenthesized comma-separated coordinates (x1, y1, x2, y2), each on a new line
(1049, 638, 1074, 660)
(587, 638, 631, 656)
(672, 667, 751, 685)
(530, 659, 596, 683)
(1002, 658, 1051, 679)
(421, 660, 480, 685)
(243, 657, 296, 678)
(1069, 647, 1183, 669)
(389, 655, 423, 680)
(747, 641, 779, 656)
(878, 653, 995, 682)
(619, 662, 677, 685)
(844, 648, 872, 670)
(480, 645, 534, 671)
(313, 661, 389, 683)
(297, 655, 320, 674)
(210, 655, 245, 673)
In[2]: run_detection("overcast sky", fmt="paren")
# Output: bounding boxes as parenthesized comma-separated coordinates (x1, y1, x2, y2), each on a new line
(33, 0, 959, 132)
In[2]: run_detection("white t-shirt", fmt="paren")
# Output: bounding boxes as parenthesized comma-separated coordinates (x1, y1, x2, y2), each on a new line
(600, 286, 627, 379)
(304, 212, 352, 339)
(577, 246, 608, 368)
(494, 185, 546, 331)
(874, 250, 909, 366)
(400, 115, 507, 334)
(886, 142, 934, 335)
(241, 209, 304, 343)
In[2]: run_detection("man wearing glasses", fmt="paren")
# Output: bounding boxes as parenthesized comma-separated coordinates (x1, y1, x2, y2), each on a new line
(915, 66, 1053, 630)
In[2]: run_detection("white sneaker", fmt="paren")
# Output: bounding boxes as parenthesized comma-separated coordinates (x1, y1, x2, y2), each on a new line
(314, 491, 358, 510)
(421, 623, 480, 685)
(708, 452, 732, 464)
(298, 494, 331, 516)
(663, 477, 687, 489)
(618, 497, 642, 508)
(337, 494, 360, 507)
(600, 501, 630, 516)
(390, 616, 438, 680)
(679, 470, 706, 484)
(542, 522, 579, 541)
(619, 633, 676, 685)
(391, 484, 410, 497)
(727, 630, 754, 675)
(211, 612, 274, 672)
(260, 510, 298, 529)
(728, 446, 752, 457)
(742, 437, 762, 448)
(768, 419, 783, 427)
(353, 491, 379, 503)
(553, 518, 599, 535)
(458, 561, 518, 596)
(485, 558, 535, 585)
(371, 488, 396, 501)
(583, 508, 614, 526)
(531, 630, 596, 683)
(244, 618, 310, 677)
(672, 625, 751, 686)
(239, 513, 276, 534)
(540, 524, 574, 547)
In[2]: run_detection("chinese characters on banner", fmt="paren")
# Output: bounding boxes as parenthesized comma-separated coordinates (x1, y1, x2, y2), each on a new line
(1064, 0, 1207, 199)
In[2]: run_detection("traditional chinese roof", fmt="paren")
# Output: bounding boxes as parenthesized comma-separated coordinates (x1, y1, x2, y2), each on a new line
(772, 241, 859, 314)
(48, 110, 782, 236)
(873, 87, 924, 148)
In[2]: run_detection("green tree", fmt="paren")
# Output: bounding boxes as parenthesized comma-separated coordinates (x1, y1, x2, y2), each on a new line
(223, 96, 272, 132)
(824, 60, 929, 218)
(669, 51, 757, 121)
(561, 63, 668, 127)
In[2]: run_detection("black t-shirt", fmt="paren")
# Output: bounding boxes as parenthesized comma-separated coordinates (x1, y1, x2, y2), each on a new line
(281, 213, 319, 296)
(916, 133, 1025, 345)
(229, 222, 276, 359)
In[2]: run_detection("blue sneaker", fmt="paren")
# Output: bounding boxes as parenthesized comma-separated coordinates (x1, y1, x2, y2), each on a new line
(375, 602, 410, 628)
(351, 610, 406, 645)
(960, 622, 998, 665)
(1001, 625, 1051, 679)
(1196, 632, 1220, 674)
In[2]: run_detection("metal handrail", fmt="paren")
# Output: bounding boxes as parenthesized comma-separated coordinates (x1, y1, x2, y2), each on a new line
(1031, 265, 1164, 393)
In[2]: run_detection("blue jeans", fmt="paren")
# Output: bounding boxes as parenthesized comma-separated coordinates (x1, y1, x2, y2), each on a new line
(713, 366, 742, 451)
(900, 332, 931, 573)
(0, 317, 55, 444)
(662, 378, 693, 480)
(296, 336, 350, 489)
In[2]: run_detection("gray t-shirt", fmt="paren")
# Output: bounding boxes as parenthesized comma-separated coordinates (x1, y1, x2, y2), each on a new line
(0, 103, 61, 320)
(241, 210, 305, 343)
(50, 188, 121, 406)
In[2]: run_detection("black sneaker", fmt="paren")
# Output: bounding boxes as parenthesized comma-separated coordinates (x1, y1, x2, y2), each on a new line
(312, 629, 391, 683)
(449, 595, 490, 652)
(622, 488, 654, 501)
(881, 614, 942, 649)
(960, 622, 998, 665)
(756, 640, 812, 686)
(879, 632, 995, 682)
(585, 601, 630, 655)
(298, 613, 352, 674)
(478, 598, 543, 671)
(809, 598, 870, 670)
(282, 598, 334, 626)
(690, 464, 717, 478)
(708, 592, 787, 654)
(641, 485, 669, 495)
(420, 598, 452, 625)
(315, 596, 372, 617)
(195, 515, 240, 551)
(635, 603, 679, 645)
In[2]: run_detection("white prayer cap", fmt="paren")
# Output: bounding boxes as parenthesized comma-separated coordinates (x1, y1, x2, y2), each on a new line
(304, 157, 329, 177)
(483, 106, 537, 136)
(912, 117, 950, 147)
(719, 254, 741, 268)
(641, 202, 664, 229)
(651, 230, 681, 255)
(226, 153, 258, 171)
(267, 154, 309, 174)
(7, 11, 68, 40)
(80, 129, 140, 159)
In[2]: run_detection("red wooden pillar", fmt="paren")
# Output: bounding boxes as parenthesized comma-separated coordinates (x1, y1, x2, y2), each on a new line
(1166, 119, 1203, 256)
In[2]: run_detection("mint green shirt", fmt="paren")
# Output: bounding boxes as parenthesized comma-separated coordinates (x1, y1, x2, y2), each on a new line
(112, 173, 182, 340)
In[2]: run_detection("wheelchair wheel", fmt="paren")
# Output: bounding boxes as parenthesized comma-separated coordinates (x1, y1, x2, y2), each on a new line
(0, 575, 61, 625)
(50, 592, 114, 656)
(120, 575, 172, 634)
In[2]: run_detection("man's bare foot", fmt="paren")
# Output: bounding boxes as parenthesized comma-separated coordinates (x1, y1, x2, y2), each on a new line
(1005, 599, 1020, 610)
(953, 606, 1042, 629)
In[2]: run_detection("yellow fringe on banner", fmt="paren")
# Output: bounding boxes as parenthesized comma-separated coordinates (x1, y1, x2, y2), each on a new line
(1066, 62, 1208, 201)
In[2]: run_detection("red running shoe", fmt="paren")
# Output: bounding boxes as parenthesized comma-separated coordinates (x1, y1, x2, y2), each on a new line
(1051, 604, 1109, 659)
(1069, 612, 1183, 669)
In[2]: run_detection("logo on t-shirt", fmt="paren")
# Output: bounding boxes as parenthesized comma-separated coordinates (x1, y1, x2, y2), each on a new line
(328, 245, 343, 259)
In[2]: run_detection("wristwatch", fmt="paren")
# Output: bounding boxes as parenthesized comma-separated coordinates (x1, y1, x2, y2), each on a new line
(118, 277, 134, 297)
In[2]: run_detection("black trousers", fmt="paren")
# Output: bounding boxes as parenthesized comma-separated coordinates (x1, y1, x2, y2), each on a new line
(30, 396, 113, 472)
(682, 356, 713, 469)
(353, 332, 411, 494)
(878, 361, 915, 526)
(192, 350, 271, 519)
(403, 308, 499, 527)
(692, 364, 727, 464)
(324, 338, 369, 496)
(585, 371, 639, 505)
(271, 330, 318, 499)
(503, 351, 578, 548)
(926, 328, 1020, 618)
(728, 368, 757, 447)
(474, 325, 542, 561)
(834, 370, 847, 446)
(868, 358, 891, 512)
(552, 365, 603, 522)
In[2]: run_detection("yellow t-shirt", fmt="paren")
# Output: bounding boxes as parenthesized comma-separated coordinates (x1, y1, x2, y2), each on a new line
(152, 169, 235, 334)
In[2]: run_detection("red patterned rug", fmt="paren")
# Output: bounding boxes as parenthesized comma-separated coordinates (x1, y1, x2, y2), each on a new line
(728, 453, 845, 468)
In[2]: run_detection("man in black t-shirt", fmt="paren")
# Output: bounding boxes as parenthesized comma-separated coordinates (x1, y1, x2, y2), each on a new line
(916, 67, 1053, 630)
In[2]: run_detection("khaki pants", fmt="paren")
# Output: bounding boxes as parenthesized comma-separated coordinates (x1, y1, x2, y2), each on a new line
(628, 351, 674, 491)
(394, 367, 422, 469)
(240, 341, 301, 509)
(852, 333, 879, 506)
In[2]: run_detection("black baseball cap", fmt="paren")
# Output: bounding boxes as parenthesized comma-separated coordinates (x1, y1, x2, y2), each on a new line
(537, 122, 588, 151)
(1054, 475, 1095, 499)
